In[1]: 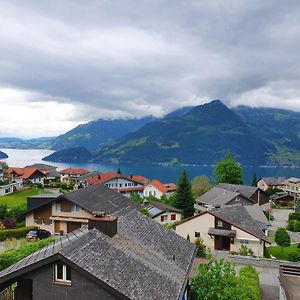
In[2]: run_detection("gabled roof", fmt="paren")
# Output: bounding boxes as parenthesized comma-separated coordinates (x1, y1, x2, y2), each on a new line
(145, 200, 181, 218)
(196, 187, 240, 206)
(217, 183, 258, 199)
(259, 177, 286, 186)
(132, 175, 149, 184)
(25, 163, 57, 172)
(244, 205, 270, 229)
(7, 167, 24, 176)
(148, 180, 169, 194)
(271, 192, 294, 200)
(285, 177, 300, 184)
(78, 171, 102, 181)
(0, 194, 196, 299)
(165, 183, 176, 192)
(7, 167, 45, 179)
(60, 168, 90, 175)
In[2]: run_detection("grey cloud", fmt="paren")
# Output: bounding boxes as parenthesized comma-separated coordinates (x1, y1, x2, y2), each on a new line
(1, 0, 300, 122)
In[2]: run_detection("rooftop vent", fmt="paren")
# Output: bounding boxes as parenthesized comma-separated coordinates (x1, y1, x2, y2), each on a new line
(88, 214, 118, 237)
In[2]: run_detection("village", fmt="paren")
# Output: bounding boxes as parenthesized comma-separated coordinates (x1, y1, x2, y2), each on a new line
(0, 158, 299, 299)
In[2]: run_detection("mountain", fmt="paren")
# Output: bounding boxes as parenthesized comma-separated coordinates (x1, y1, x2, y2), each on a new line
(42, 147, 92, 163)
(93, 100, 271, 165)
(233, 106, 300, 165)
(0, 137, 53, 149)
(0, 150, 8, 159)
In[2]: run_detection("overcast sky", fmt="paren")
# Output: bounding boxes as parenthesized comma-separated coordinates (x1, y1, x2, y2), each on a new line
(1, 0, 300, 138)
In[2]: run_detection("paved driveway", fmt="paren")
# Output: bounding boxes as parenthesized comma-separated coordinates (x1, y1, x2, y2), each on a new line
(269, 209, 292, 235)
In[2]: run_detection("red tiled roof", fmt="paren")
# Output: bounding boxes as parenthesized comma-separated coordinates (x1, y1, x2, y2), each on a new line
(149, 180, 169, 194)
(132, 175, 149, 184)
(165, 183, 176, 192)
(0, 161, 6, 165)
(7, 167, 45, 179)
(7, 167, 24, 176)
(85, 177, 102, 185)
(60, 168, 90, 175)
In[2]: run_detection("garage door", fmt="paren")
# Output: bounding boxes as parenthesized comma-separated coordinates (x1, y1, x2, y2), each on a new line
(67, 222, 81, 233)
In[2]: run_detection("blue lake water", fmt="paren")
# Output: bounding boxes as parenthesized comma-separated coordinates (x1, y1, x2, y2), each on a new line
(1, 148, 300, 185)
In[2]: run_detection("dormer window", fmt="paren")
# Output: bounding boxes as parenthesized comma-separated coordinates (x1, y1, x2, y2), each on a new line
(54, 262, 71, 285)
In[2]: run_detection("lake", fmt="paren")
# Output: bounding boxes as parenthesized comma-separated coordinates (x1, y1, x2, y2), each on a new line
(1, 148, 300, 185)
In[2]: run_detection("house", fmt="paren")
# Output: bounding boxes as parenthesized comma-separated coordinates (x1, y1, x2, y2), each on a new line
(81, 172, 146, 198)
(25, 163, 57, 175)
(279, 264, 300, 300)
(194, 187, 253, 211)
(60, 168, 90, 183)
(282, 177, 300, 200)
(1, 185, 196, 300)
(7, 167, 46, 186)
(257, 176, 286, 191)
(271, 192, 295, 207)
(0, 181, 23, 196)
(165, 183, 177, 193)
(175, 204, 270, 257)
(217, 183, 269, 205)
(77, 171, 102, 182)
(0, 161, 6, 181)
(143, 200, 181, 224)
(144, 179, 173, 199)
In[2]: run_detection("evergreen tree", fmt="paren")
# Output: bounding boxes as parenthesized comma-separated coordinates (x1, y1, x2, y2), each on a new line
(174, 170, 195, 218)
(214, 152, 244, 184)
(251, 171, 258, 187)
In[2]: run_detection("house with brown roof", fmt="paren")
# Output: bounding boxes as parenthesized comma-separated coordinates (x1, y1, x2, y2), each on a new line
(144, 179, 175, 199)
(174, 204, 270, 257)
(60, 168, 90, 183)
(7, 167, 46, 186)
(0, 185, 196, 300)
(257, 176, 286, 191)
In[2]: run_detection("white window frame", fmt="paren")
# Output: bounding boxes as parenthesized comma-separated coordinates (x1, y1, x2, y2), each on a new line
(56, 203, 61, 212)
(54, 263, 71, 285)
(71, 204, 81, 213)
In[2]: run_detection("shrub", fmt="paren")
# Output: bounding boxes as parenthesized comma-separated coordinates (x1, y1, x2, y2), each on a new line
(287, 252, 300, 262)
(194, 238, 207, 258)
(289, 213, 300, 222)
(0, 237, 56, 271)
(238, 265, 260, 300)
(287, 220, 295, 231)
(294, 221, 300, 232)
(264, 247, 271, 258)
(0, 226, 37, 241)
(2, 218, 16, 229)
(238, 245, 254, 256)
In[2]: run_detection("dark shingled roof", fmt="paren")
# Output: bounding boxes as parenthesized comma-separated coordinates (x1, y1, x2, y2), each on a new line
(260, 177, 286, 186)
(195, 187, 242, 206)
(77, 171, 102, 181)
(145, 200, 181, 218)
(217, 183, 258, 199)
(209, 205, 268, 242)
(0, 185, 196, 300)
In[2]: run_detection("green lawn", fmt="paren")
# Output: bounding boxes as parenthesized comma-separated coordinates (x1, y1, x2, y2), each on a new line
(268, 244, 299, 260)
(268, 236, 275, 243)
(0, 188, 50, 209)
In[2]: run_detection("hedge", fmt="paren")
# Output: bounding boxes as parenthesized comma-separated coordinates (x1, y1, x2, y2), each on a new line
(0, 237, 56, 271)
(287, 252, 300, 262)
(294, 221, 300, 232)
(289, 213, 300, 222)
(287, 220, 295, 231)
(0, 226, 38, 241)
(238, 265, 260, 300)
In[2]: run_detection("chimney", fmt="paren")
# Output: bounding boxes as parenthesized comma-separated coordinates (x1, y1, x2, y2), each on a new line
(130, 173, 133, 179)
(88, 213, 118, 237)
(98, 175, 101, 180)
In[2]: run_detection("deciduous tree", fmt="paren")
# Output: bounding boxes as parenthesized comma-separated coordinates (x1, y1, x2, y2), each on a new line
(275, 227, 291, 253)
(191, 175, 212, 198)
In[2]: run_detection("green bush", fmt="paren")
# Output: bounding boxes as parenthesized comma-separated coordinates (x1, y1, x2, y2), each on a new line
(0, 226, 37, 241)
(287, 252, 300, 262)
(289, 213, 300, 222)
(264, 247, 271, 258)
(294, 221, 300, 232)
(238, 265, 260, 300)
(194, 238, 207, 258)
(0, 237, 56, 271)
(287, 220, 295, 231)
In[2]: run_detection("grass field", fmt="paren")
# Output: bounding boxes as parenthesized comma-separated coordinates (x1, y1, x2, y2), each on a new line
(0, 188, 50, 209)
(268, 244, 299, 260)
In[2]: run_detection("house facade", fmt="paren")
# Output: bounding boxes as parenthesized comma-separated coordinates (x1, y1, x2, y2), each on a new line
(144, 180, 175, 199)
(0, 162, 6, 181)
(282, 177, 300, 200)
(175, 205, 269, 257)
(60, 168, 90, 183)
(7, 167, 46, 186)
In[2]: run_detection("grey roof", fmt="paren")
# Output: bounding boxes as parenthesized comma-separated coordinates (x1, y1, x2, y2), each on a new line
(271, 193, 294, 200)
(209, 205, 268, 242)
(244, 205, 270, 226)
(287, 177, 300, 184)
(1, 186, 196, 300)
(208, 228, 236, 238)
(196, 187, 242, 206)
(60, 183, 141, 214)
(78, 171, 102, 181)
(217, 183, 258, 199)
(145, 200, 181, 218)
(260, 177, 286, 186)
(46, 171, 61, 178)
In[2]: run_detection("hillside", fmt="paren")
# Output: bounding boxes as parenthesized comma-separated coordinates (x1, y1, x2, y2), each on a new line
(0, 150, 8, 159)
(42, 147, 92, 163)
(234, 106, 300, 165)
(93, 100, 272, 165)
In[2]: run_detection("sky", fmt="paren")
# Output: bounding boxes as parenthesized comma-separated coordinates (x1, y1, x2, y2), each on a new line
(1, 0, 300, 138)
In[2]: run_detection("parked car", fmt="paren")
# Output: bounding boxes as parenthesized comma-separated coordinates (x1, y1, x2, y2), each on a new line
(26, 229, 51, 241)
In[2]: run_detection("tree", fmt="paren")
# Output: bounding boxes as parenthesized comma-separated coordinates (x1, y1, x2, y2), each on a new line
(116, 168, 122, 174)
(275, 227, 291, 253)
(251, 171, 257, 187)
(191, 259, 239, 300)
(214, 152, 243, 185)
(194, 238, 207, 258)
(191, 175, 212, 198)
(173, 170, 194, 218)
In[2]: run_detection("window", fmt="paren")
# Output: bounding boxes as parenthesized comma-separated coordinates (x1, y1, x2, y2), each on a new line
(240, 239, 249, 244)
(160, 215, 167, 222)
(125, 183, 127, 187)
(195, 232, 200, 238)
(54, 262, 71, 284)
(171, 214, 176, 221)
(71, 204, 81, 213)
(119, 183, 123, 187)
(217, 220, 223, 227)
(56, 203, 61, 212)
